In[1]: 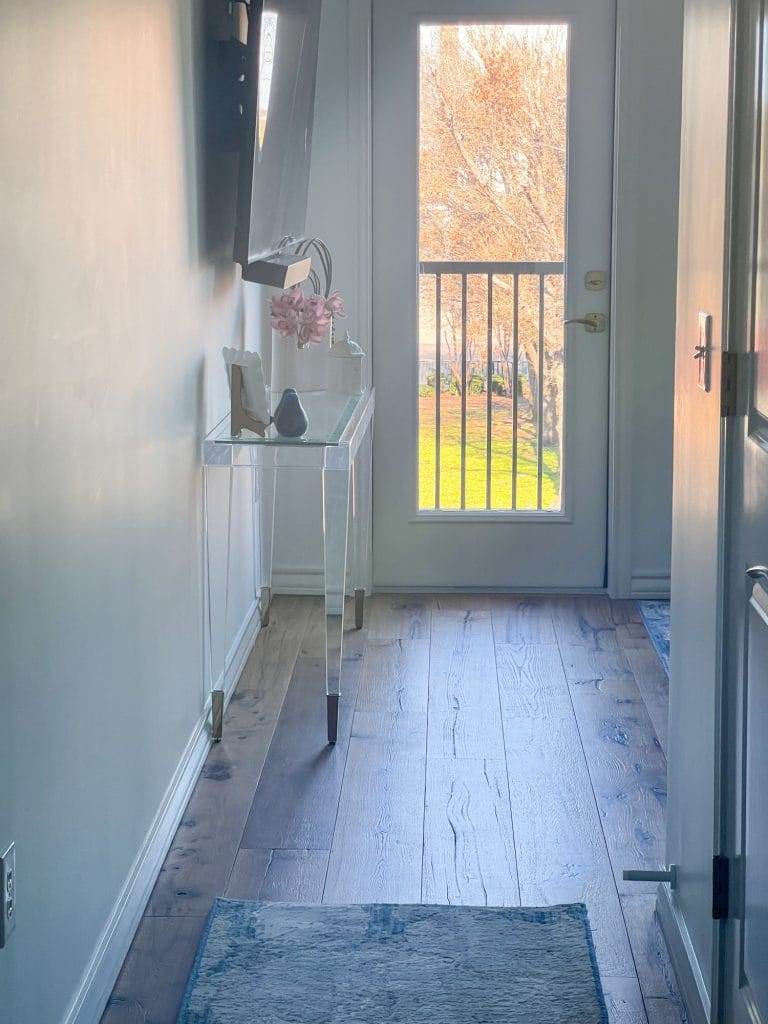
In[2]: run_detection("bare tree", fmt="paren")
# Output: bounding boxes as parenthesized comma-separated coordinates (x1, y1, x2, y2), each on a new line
(420, 24, 567, 443)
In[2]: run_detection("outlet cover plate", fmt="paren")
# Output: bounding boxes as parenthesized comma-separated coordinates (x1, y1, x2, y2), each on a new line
(1, 842, 16, 949)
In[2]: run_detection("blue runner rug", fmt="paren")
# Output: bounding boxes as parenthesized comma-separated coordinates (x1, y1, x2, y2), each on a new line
(638, 600, 671, 676)
(178, 900, 608, 1024)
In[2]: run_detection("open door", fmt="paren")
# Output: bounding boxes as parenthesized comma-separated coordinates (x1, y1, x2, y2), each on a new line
(721, 2, 768, 1021)
(659, 0, 734, 1019)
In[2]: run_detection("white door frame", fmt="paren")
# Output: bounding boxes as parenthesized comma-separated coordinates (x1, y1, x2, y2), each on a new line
(353, 0, 680, 596)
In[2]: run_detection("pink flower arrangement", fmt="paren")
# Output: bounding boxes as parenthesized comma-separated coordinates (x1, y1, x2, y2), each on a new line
(269, 286, 347, 348)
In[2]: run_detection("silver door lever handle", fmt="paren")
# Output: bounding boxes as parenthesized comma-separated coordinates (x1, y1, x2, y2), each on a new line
(746, 566, 768, 580)
(563, 313, 606, 334)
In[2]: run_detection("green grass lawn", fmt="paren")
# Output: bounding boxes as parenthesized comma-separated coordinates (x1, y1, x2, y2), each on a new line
(419, 393, 561, 511)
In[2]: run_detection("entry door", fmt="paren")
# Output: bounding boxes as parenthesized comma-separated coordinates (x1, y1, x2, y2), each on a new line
(372, 0, 615, 589)
(726, 5, 768, 1019)
(663, 0, 736, 1017)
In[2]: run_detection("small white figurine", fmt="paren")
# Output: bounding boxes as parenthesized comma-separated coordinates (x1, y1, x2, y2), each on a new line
(329, 332, 365, 395)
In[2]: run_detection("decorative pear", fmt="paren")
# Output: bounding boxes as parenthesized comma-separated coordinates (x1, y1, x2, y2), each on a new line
(273, 388, 309, 438)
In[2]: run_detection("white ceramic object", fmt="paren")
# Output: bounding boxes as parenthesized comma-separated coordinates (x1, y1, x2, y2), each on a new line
(271, 329, 329, 394)
(329, 331, 365, 394)
(222, 347, 270, 424)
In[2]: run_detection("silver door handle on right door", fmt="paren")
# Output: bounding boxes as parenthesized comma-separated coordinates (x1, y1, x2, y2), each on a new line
(746, 566, 768, 580)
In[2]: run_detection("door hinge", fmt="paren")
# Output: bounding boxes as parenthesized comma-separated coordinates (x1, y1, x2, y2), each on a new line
(712, 855, 730, 920)
(720, 351, 739, 416)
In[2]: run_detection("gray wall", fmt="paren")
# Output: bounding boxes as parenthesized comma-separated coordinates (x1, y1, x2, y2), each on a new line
(0, 2, 258, 1021)
(610, 0, 683, 598)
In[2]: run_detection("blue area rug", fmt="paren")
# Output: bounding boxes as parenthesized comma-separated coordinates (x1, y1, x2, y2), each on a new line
(177, 900, 608, 1023)
(638, 600, 671, 676)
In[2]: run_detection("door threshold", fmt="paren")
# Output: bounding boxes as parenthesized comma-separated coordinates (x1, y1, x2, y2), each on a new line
(372, 585, 609, 595)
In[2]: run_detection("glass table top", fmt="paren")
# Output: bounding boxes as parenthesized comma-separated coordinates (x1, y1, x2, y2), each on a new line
(206, 388, 371, 449)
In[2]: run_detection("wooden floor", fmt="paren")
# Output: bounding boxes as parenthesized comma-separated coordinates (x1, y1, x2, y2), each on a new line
(102, 594, 685, 1024)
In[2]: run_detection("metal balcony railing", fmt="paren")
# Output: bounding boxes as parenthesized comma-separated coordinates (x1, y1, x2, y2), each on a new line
(419, 259, 565, 512)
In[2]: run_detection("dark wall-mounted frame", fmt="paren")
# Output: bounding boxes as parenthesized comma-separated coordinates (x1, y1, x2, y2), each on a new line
(232, 0, 322, 287)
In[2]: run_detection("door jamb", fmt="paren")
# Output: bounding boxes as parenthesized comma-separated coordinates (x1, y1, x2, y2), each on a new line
(607, 0, 683, 599)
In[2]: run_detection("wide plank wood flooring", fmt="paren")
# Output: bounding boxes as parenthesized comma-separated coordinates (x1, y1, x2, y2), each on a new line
(102, 594, 686, 1024)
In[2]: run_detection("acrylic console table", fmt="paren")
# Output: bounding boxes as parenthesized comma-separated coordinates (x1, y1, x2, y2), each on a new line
(202, 388, 374, 744)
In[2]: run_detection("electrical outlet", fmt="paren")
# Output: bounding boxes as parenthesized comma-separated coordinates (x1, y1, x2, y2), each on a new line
(1, 843, 16, 949)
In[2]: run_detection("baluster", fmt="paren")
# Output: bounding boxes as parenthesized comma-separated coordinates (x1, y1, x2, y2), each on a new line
(435, 273, 442, 510)
(512, 274, 520, 510)
(460, 273, 468, 510)
(486, 273, 493, 510)
(537, 274, 545, 510)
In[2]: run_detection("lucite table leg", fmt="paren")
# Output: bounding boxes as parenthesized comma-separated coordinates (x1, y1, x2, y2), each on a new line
(258, 460, 277, 627)
(203, 463, 233, 743)
(352, 421, 373, 630)
(322, 465, 352, 744)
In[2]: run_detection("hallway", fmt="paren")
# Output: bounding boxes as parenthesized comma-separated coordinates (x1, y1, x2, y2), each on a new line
(103, 594, 685, 1024)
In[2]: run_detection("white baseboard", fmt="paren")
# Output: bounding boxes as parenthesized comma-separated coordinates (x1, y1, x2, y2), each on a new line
(630, 574, 671, 599)
(656, 885, 711, 1024)
(374, 584, 608, 595)
(272, 565, 325, 595)
(62, 601, 262, 1024)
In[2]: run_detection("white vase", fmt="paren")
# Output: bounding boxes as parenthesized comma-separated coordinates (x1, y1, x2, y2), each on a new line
(271, 330, 329, 396)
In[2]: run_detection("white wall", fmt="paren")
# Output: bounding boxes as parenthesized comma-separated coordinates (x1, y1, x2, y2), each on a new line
(0, 2, 260, 1021)
(610, 0, 684, 598)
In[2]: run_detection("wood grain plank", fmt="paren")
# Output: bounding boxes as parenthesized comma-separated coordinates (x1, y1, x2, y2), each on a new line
(225, 848, 329, 902)
(366, 593, 433, 640)
(558, 645, 636, 694)
(240, 653, 358, 850)
(503, 713, 636, 978)
(556, 641, 669, 893)
(423, 757, 519, 906)
(624, 647, 669, 756)
(427, 708, 506, 759)
(610, 600, 661, 656)
(645, 997, 688, 1024)
(621, 895, 686, 1004)
(432, 593, 494, 614)
(429, 600, 499, 712)
(296, 596, 326, 657)
(601, 976, 649, 1024)
(551, 595, 620, 650)
(495, 641, 573, 719)
(238, 595, 314, 699)
(324, 710, 427, 903)
(566, 675, 667, 896)
(299, 596, 368, 661)
(355, 638, 430, 715)
(609, 600, 644, 625)
(490, 595, 556, 643)
(101, 916, 206, 1024)
(615, 622, 656, 650)
(145, 599, 312, 916)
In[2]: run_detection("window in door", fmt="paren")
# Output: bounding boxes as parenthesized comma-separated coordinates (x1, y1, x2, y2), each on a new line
(418, 24, 568, 512)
